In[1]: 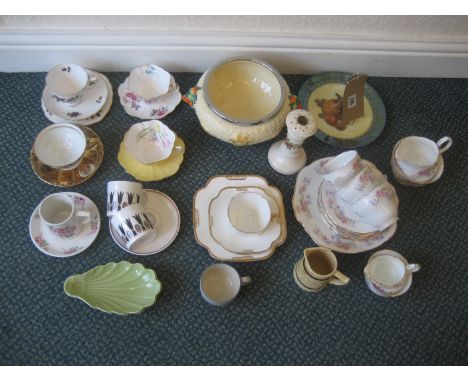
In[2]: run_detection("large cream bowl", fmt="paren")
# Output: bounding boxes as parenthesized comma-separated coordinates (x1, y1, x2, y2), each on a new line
(195, 58, 291, 146)
(204, 58, 286, 125)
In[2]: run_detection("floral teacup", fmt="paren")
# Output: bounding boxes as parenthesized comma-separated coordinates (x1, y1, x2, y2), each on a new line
(128, 64, 170, 99)
(320, 150, 363, 189)
(39, 193, 90, 240)
(337, 165, 386, 204)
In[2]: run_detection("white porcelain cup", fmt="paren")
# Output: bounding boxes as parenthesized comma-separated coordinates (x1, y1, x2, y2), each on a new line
(107, 181, 147, 217)
(39, 193, 90, 240)
(364, 250, 420, 295)
(34, 123, 87, 170)
(227, 191, 272, 233)
(336, 165, 386, 204)
(124, 120, 181, 164)
(351, 182, 398, 231)
(321, 150, 363, 188)
(395, 136, 452, 179)
(200, 264, 252, 306)
(45, 63, 98, 105)
(128, 64, 170, 99)
(110, 204, 157, 251)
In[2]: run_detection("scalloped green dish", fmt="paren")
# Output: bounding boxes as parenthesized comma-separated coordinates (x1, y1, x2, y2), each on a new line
(64, 261, 162, 315)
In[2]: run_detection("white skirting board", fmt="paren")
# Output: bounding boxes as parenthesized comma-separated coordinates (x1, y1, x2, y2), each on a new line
(1, 30, 468, 77)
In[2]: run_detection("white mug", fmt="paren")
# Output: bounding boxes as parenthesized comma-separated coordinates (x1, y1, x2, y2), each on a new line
(395, 136, 452, 179)
(364, 250, 420, 295)
(110, 204, 157, 251)
(107, 181, 147, 217)
(34, 123, 87, 170)
(200, 264, 252, 306)
(45, 63, 97, 105)
(39, 193, 90, 240)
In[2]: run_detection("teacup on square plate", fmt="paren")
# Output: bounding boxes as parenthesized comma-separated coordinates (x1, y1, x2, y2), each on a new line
(208, 187, 281, 254)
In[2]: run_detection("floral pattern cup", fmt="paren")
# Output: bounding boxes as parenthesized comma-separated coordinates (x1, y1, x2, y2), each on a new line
(110, 204, 157, 251)
(39, 193, 90, 240)
(128, 64, 171, 99)
(320, 150, 363, 189)
(336, 165, 386, 204)
(351, 182, 398, 231)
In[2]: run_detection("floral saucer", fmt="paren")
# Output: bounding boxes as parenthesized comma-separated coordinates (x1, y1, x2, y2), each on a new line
(293, 158, 397, 254)
(118, 77, 181, 120)
(193, 175, 287, 262)
(118, 134, 185, 182)
(209, 187, 281, 254)
(29, 192, 100, 257)
(30, 126, 104, 187)
(109, 190, 180, 255)
(41, 72, 113, 125)
(42, 70, 109, 121)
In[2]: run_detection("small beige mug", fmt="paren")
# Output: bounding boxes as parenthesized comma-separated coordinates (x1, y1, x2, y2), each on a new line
(293, 247, 350, 292)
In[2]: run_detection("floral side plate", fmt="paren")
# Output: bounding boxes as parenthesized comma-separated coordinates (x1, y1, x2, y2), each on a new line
(64, 261, 162, 315)
(118, 135, 185, 182)
(118, 77, 181, 120)
(29, 192, 100, 258)
(41, 72, 113, 125)
(298, 72, 386, 148)
(109, 189, 180, 255)
(193, 175, 287, 262)
(293, 158, 396, 254)
(43, 70, 108, 121)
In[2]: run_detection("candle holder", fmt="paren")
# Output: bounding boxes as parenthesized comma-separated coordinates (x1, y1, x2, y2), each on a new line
(268, 109, 317, 175)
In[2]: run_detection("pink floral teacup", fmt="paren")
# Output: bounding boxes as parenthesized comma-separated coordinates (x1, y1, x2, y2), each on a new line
(320, 150, 363, 189)
(351, 183, 399, 231)
(39, 193, 90, 240)
(337, 165, 386, 204)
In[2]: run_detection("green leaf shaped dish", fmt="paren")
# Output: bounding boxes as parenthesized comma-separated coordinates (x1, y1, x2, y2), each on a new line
(64, 261, 162, 315)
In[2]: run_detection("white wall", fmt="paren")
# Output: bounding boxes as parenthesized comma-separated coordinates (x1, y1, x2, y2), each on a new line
(1, 16, 468, 76)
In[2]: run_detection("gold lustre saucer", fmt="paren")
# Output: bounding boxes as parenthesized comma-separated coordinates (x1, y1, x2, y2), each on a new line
(30, 126, 104, 187)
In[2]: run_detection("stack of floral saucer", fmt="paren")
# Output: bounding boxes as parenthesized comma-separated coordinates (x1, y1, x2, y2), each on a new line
(118, 64, 181, 120)
(41, 65, 112, 125)
(293, 151, 398, 254)
(193, 175, 287, 262)
(118, 120, 185, 181)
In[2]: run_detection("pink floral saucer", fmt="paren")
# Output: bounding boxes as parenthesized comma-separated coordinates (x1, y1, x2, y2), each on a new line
(29, 192, 100, 258)
(293, 158, 397, 254)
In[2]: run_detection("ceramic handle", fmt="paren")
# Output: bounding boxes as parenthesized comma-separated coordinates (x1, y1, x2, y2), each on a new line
(407, 263, 421, 273)
(172, 145, 183, 154)
(240, 276, 252, 286)
(76, 210, 91, 225)
(140, 191, 148, 206)
(329, 270, 350, 286)
(87, 76, 98, 87)
(437, 136, 452, 154)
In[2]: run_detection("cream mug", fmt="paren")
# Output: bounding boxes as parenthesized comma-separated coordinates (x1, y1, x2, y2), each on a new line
(39, 193, 90, 240)
(394, 136, 452, 179)
(293, 247, 350, 292)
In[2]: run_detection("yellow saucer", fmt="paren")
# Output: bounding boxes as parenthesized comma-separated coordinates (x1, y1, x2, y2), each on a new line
(118, 135, 185, 181)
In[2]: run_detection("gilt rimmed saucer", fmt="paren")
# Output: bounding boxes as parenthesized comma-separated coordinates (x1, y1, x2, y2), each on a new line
(41, 72, 113, 125)
(30, 126, 104, 187)
(365, 272, 412, 297)
(193, 175, 287, 262)
(118, 77, 181, 120)
(109, 189, 180, 255)
(293, 158, 396, 254)
(209, 187, 281, 254)
(42, 70, 108, 121)
(29, 192, 100, 258)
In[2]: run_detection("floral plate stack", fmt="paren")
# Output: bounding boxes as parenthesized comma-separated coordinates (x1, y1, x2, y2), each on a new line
(293, 150, 399, 254)
(118, 64, 181, 120)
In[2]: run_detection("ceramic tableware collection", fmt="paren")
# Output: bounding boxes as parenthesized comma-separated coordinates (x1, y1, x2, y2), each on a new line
(118, 64, 181, 120)
(28, 61, 442, 314)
